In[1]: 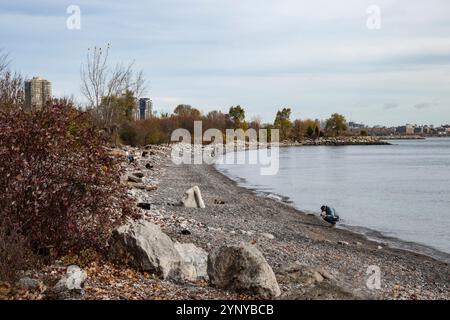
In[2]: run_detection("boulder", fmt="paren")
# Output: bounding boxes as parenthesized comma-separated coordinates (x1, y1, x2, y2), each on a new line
(128, 182, 146, 190)
(174, 242, 209, 282)
(133, 172, 145, 178)
(128, 175, 143, 183)
(181, 229, 191, 235)
(181, 186, 206, 208)
(137, 203, 151, 210)
(111, 219, 181, 279)
(207, 242, 281, 299)
(53, 265, 87, 292)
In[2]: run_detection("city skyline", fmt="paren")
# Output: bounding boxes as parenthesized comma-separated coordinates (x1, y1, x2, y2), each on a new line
(1, 0, 450, 126)
(20, 73, 450, 129)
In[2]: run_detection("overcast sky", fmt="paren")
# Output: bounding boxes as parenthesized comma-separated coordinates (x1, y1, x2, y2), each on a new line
(1, 0, 449, 126)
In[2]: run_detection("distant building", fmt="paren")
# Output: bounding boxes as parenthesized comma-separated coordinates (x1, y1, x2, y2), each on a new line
(348, 121, 366, 129)
(135, 98, 153, 121)
(396, 124, 414, 135)
(24, 77, 52, 110)
(414, 126, 423, 134)
(368, 126, 395, 136)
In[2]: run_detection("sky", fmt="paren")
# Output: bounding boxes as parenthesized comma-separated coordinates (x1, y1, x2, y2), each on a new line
(1, 0, 449, 126)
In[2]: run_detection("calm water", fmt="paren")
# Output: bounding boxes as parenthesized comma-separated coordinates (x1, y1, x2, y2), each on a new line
(217, 138, 450, 256)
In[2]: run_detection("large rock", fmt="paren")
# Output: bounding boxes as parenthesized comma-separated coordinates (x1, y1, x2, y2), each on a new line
(111, 219, 181, 279)
(276, 261, 331, 286)
(207, 242, 281, 298)
(174, 242, 209, 282)
(181, 186, 206, 208)
(132, 172, 145, 178)
(53, 265, 87, 292)
(128, 175, 143, 183)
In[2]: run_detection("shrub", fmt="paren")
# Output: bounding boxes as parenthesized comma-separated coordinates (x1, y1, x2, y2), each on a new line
(0, 222, 35, 283)
(0, 104, 135, 257)
(119, 121, 138, 146)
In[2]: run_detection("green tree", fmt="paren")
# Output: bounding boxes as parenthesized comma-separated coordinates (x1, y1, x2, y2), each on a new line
(274, 107, 292, 141)
(228, 105, 245, 128)
(325, 113, 348, 136)
(119, 121, 138, 146)
(173, 104, 201, 118)
(99, 90, 138, 144)
(315, 125, 320, 137)
(121, 90, 137, 121)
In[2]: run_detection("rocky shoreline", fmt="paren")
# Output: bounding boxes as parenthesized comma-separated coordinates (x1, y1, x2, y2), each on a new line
(121, 145, 448, 300)
(378, 135, 426, 140)
(282, 136, 391, 146)
(6, 144, 448, 300)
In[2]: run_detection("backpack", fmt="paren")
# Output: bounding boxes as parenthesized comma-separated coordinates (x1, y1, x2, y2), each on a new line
(329, 207, 340, 220)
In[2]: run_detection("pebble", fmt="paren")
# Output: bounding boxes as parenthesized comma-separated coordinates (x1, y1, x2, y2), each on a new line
(261, 233, 275, 240)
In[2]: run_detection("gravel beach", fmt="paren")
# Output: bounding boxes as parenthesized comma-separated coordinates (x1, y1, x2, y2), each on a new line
(130, 146, 449, 300)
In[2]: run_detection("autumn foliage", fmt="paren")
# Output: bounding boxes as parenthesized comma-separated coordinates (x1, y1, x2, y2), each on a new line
(0, 105, 135, 266)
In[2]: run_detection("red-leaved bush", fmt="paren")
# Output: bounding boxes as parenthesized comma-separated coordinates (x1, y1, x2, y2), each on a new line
(0, 105, 135, 256)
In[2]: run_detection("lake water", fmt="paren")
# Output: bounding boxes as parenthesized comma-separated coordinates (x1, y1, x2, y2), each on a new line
(216, 138, 450, 258)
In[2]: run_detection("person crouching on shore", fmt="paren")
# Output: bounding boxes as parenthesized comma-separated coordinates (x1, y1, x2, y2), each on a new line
(320, 205, 339, 227)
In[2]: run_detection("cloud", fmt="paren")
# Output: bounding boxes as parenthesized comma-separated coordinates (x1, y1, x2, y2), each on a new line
(384, 103, 398, 110)
(1, 0, 450, 125)
(414, 102, 439, 109)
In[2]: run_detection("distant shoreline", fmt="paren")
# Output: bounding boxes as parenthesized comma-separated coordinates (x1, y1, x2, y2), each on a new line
(378, 135, 426, 140)
(280, 136, 390, 146)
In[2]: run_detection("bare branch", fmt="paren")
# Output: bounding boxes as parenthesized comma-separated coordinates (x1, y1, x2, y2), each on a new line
(133, 70, 147, 99)
(0, 70, 24, 110)
(0, 49, 10, 75)
(79, 44, 148, 137)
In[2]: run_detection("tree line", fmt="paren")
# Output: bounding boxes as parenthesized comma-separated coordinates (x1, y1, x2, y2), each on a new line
(118, 104, 351, 146)
(0, 46, 352, 147)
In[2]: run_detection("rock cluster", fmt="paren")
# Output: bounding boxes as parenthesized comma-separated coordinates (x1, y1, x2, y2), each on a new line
(110, 218, 281, 296)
